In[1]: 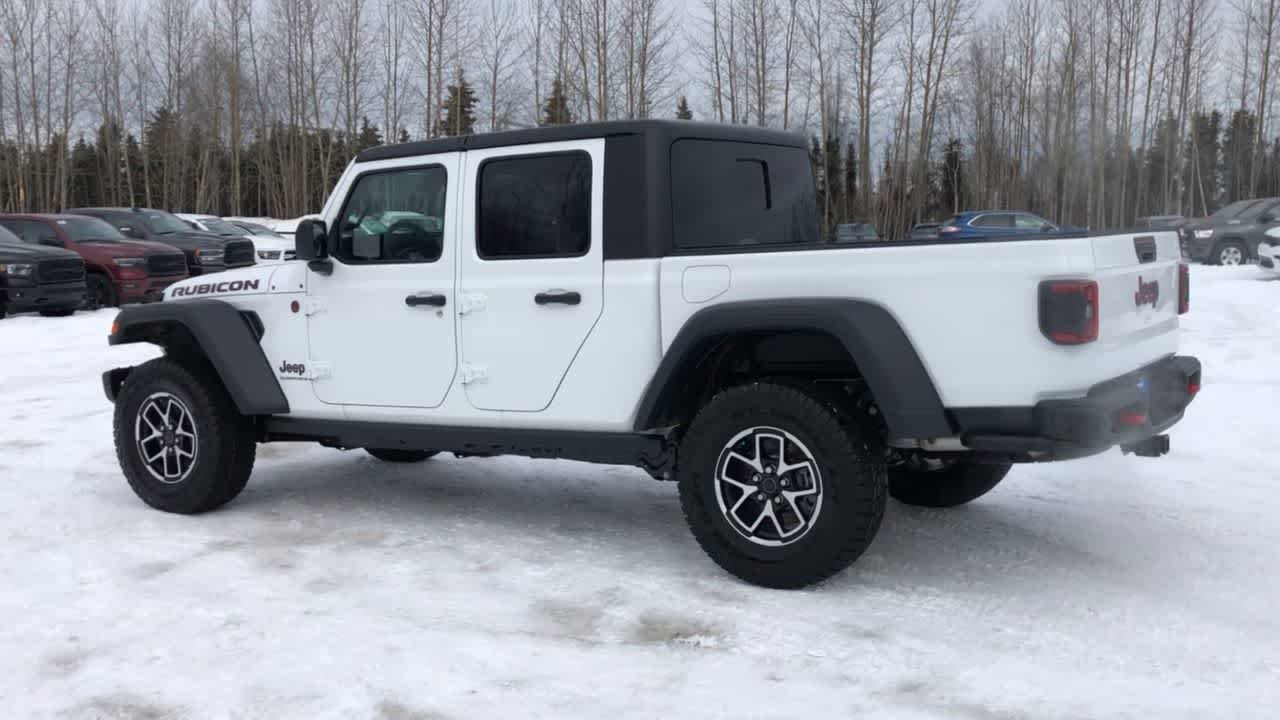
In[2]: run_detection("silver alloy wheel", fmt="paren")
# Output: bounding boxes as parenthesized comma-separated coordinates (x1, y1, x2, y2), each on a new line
(714, 426, 823, 547)
(134, 392, 199, 484)
(1220, 245, 1245, 265)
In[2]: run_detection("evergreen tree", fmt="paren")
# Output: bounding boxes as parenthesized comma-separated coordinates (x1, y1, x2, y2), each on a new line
(1221, 109, 1258, 203)
(675, 96, 693, 120)
(542, 78, 572, 126)
(355, 116, 383, 152)
(1184, 110, 1222, 216)
(397, 127, 411, 144)
(940, 138, 965, 216)
(437, 74, 477, 137)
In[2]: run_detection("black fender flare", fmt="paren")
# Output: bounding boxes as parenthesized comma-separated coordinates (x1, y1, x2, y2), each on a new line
(632, 298, 952, 440)
(106, 299, 289, 415)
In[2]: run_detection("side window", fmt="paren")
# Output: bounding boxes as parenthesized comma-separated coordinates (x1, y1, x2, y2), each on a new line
(477, 152, 591, 259)
(0, 220, 22, 240)
(671, 140, 819, 250)
(106, 215, 140, 237)
(973, 214, 1013, 228)
(25, 220, 59, 244)
(1015, 214, 1048, 229)
(336, 165, 447, 264)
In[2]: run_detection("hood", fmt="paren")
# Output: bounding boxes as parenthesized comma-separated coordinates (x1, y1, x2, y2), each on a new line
(148, 231, 236, 251)
(0, 241, 82, 262)
(75, 238, 185, 258)
(164, 262, 295, 301)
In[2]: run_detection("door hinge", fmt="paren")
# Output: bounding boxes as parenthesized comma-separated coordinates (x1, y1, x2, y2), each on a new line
(304, 298, 326, 316)
(460, 363, 488, 385)
(457, 292, 487, 316)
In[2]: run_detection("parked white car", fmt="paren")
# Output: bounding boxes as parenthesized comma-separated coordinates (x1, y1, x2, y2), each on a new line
(225, 220, 296, 262)
(1261, 227, 1280, 276)
(176, 213, 293, 262)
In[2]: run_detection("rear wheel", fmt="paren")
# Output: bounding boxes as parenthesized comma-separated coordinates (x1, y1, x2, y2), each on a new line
(84, 274, 117, 310)
(113, 357, 256, 514)
(677, 382, 887, 589)
(1214, 240, 1248, 266)
(366, 448, 439, 463)
(888, 459, 1012, 508)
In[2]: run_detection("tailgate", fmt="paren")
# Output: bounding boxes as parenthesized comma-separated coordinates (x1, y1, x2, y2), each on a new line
(1091, 231, 1181, 350)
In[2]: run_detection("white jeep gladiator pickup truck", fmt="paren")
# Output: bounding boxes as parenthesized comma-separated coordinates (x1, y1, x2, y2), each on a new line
(103, 120, 1201, 588)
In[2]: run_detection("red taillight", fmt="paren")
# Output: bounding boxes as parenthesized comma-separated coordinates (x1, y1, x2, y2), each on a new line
(1039, 279, 1100, 345)
(1178, 262, 1190, 314)
(1117, 410, 1149, 426)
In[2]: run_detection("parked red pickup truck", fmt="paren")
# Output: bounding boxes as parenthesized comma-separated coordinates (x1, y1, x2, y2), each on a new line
(0, 214, 189, 309)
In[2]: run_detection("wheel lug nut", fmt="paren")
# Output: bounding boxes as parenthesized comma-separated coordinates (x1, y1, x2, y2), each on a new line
(756, 493, 765, 501)
(781, 478, 790, 488)
(774, 496, 783, 505)
(752, 473, 761, 482)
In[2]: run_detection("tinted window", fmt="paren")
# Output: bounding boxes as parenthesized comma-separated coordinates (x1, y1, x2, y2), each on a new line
(1212, 199, 1260, 218)
(1015, 214, 1048, 229)
(477, 152, 591, 259)
(57, 217, 126, 242)
(140, 212, 191, 235)
(671, 140, 818, 250)
(336, 165, 447, 263)
(0, 220, 21, 240)
(972, 214, 1013, 228)
(198, 217, 247, 236)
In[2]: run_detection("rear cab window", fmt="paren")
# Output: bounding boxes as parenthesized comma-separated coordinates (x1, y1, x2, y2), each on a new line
(670, 139, 818, 251)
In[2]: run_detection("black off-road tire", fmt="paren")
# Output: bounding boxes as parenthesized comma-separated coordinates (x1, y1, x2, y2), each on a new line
(39, 307, 77, 317)
(365, 448, 439, 463)
(84, 273, 117, 310)
(677, 382, 888, 589)
(113, 356, 256, 514)
(889, 461, 1012, 508)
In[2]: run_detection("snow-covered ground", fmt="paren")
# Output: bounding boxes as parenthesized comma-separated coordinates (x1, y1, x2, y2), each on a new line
(1, 266, 1277, 719)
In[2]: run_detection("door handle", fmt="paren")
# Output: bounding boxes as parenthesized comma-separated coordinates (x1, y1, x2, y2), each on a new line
(405, 293, 447, 307)
(534, 290, 581, 306)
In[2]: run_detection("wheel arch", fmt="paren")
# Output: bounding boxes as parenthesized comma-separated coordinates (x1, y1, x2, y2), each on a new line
(106, 299, 288, 415)
(632, 299, 952, 440)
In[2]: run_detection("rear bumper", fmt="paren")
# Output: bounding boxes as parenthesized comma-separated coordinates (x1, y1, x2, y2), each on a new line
(955, 355, 1202, 461)
(3, 281, 86, 311)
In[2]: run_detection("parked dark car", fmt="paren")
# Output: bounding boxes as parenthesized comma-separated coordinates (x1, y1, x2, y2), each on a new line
(939, 211, 1086, 238)
(0, 225, 86, 318)
(1136, 214, 1186, 230)
(0, 214, 189, 309)
(1180, 197, 1280, 265)
(910, 222, 941, 240)
(834, 223, 881, 242)
(64, 207, 255, 275)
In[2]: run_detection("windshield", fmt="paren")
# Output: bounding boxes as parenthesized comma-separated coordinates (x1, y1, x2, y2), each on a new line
(141, 212, 193, 235)
(0, 224, 20, 244)
(198, 217, 247, 236)
(234, 221, 276, 235)
(1212, 200, 1261, 218)
(57, 217, 127, 242)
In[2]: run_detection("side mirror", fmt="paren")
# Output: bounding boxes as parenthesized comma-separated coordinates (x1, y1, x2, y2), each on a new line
(295, 219, 328, 261)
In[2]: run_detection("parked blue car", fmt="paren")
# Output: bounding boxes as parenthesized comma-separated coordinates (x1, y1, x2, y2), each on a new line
(939, 211, 1086, 238)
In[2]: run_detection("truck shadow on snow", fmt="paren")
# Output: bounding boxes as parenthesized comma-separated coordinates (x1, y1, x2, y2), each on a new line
(224, 451, 1111, 591)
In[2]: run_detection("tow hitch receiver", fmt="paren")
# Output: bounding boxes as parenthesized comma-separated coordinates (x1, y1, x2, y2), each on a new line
(1122, 434, 1170, 458)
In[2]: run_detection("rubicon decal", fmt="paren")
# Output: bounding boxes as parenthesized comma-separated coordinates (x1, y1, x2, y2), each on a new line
(1134, 276, 1159, 308)
(172, 279, 261, 297)
(278, 361, 307, 377)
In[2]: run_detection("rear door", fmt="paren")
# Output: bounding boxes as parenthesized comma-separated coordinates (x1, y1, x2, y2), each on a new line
(972, 213, 1014, 236)
(457, 140, 604, 412)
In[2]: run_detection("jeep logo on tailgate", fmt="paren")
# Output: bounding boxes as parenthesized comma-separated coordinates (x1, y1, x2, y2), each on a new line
(1134, 276, 1159, 308)
(172, 279, 261, 297)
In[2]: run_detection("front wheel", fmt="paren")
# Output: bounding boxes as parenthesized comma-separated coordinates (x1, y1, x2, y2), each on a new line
(84, 274, 117, 310)
(113, 357, 256, 514)
(677, 383, 887, 589)
(889, 460, 1012, 508)
(366, 448, 439, 463)
(1215, 240, 1249, 266)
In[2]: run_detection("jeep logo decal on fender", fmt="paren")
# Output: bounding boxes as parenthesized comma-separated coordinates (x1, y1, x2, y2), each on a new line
(278, 361, 306, 377)
(1134, 276, 1159, 308)
(172, 279, 261, 297)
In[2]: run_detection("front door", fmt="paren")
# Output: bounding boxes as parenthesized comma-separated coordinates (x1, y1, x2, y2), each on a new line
(307, 156, 460, 408)
(457, 140, 604, 412)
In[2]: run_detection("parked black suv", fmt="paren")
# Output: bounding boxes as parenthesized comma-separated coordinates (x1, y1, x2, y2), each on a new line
(1181, 198, 1280, 265)
(0, 224, 86, 317)
(65, 207, 255, 275)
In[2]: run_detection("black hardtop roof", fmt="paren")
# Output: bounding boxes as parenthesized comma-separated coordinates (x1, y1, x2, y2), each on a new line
(354, 120, 808, 163)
